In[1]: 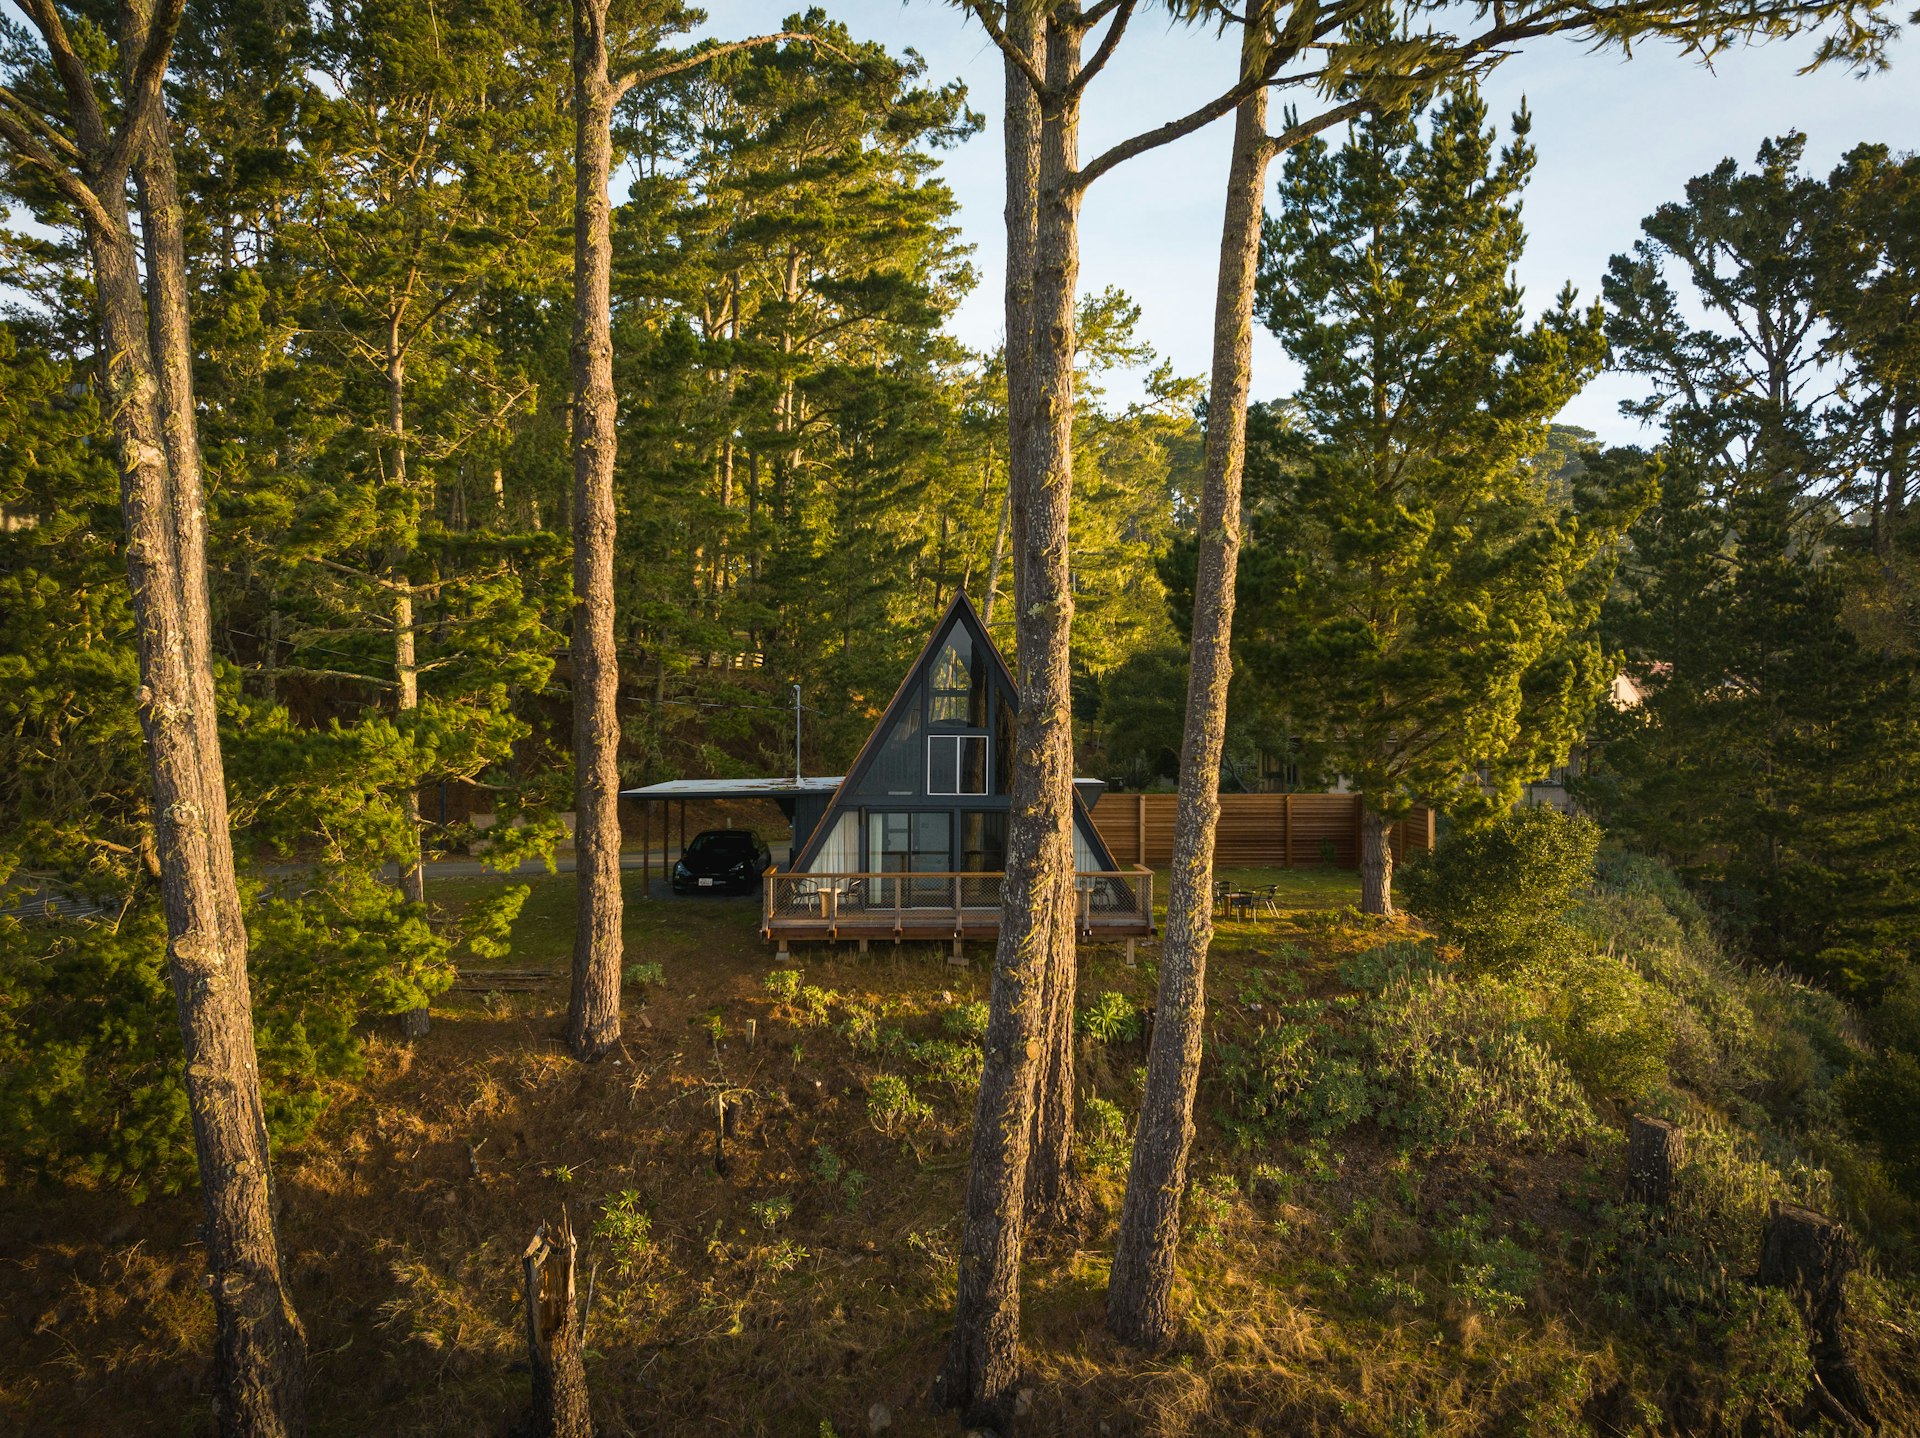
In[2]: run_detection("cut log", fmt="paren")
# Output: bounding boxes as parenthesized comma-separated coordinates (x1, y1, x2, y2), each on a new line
(1758, 1202, 1876, 1432)
(1626, 1115, 1681, 1210)
(521, 1214, 593, 1438)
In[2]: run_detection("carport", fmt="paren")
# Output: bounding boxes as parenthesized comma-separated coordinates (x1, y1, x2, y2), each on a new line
(619, 776, 844, 892)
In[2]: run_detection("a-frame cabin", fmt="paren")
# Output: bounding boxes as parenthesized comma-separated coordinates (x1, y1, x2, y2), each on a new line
(761, 592, 1153, 960)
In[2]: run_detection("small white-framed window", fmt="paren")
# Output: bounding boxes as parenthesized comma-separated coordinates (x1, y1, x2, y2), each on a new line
(927, 733, 988, 795)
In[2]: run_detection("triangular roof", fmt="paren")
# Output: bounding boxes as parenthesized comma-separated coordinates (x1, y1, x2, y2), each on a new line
(790, 591, 1120, 872)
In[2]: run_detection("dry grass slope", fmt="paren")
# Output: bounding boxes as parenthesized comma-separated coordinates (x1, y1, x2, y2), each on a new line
(3, 866, 1916, 1436)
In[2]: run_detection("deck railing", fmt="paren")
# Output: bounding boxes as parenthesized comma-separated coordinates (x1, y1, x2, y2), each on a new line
(762, 866, 1155, 941)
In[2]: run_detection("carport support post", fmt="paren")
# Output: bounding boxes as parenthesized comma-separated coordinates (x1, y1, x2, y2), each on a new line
(678, 800, 686, 868)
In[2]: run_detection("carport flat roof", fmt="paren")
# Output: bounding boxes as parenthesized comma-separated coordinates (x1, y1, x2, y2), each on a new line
(620, 777, 845, 800)
(621, 775, 1110, 803)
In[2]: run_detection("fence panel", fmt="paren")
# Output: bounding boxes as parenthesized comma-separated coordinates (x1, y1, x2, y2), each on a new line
(1089, 792, 1433, 870)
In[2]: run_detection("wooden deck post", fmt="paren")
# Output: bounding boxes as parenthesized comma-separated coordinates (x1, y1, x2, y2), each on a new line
(1136, 792, 1147, 865)
(1284, 792, 1294, 868)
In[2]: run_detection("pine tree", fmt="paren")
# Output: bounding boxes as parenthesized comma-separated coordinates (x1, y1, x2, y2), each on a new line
(1242, 84, 1639, 914)
(1585, 140, 1920, 994)
(0, 5, 308, 1427)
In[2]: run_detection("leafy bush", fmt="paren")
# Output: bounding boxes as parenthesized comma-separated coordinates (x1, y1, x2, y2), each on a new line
(593, 1190, 652, 1278)
(1078, 990, 1142, 1044)
(1080, 1095, 1132, 1175)
(1838, 971, 1920, 1199)
(912, 1037, 983, 1094)
(1534, 950, 1675, 1106)
(865, 1075, 929, 1136)
(1434, 1212, 1538, 1316)
(623, 960, 664, 989)
(763, 969, 802, 1004)
(797, 984, 838, 1026)
(750, 1195, 793, 1229)
(1366, 970, 1599, 1154)
(1219, 957, 1597, 1158)
(944, 999, 991, 1042)
(810, 1145, 867, 1210)
(1186, 1173, 1239, 1246)
(1402, 807, 1600, 975)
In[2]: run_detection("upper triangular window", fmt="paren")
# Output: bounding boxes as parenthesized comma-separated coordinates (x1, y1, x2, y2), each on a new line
(928, 629, 986, 728)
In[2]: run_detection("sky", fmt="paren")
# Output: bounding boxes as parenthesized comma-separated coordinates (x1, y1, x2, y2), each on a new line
(705, 3, 1917, 445)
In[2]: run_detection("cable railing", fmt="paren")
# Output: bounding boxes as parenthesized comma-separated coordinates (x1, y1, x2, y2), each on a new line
(762, 866, 1154, 941)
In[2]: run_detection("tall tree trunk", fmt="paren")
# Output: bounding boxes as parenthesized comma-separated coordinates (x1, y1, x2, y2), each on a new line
(386, 329, 432, 1038)
(935, 9, 1053, 1427)
(1359, 805, 1394, 915)
(982, 477, 1010, 626)
(82, 71, 309, 1438)
(1107, 24, 1271, 1350)
(1020, 12, 1088, 1240)
(1098, 30, 1274, 1343)
(566, 0, 626, 1061)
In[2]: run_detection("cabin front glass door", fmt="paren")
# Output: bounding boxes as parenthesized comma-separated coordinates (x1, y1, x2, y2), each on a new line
(868, 811, 952, 908)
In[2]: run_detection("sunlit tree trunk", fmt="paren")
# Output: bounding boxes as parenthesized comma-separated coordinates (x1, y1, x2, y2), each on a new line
(565, 0, 625, 1060)
(21, 4, 313, 1426)
(1108, 12, 1270, 1348)
(1360, 805, 1395, 915)
(1020, 7, 1089, 1242)
(936, 6, 1053, 1426)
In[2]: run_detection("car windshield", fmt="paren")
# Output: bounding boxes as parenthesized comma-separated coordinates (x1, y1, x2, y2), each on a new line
(687, 831, 756, 856)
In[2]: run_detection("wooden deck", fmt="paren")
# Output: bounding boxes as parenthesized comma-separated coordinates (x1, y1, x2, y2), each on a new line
(761, 868, 1155, 961)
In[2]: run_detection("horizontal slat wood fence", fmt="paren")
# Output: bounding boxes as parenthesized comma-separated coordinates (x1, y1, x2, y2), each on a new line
(1089, 792, 1435, 870)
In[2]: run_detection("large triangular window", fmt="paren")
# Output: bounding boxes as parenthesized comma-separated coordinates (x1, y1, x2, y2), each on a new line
(928, 629, 986, 728)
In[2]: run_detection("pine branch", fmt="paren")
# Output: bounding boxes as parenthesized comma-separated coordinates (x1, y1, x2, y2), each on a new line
(17, 0, 109, 155)
(1065, 0, 1137, 97)
(1261, 97, 1368, 160)
(0, 105, 113, 233)
(612, 32, 850, 102)
(956, 2, 1051, 97)
(0, 82, 84, 166)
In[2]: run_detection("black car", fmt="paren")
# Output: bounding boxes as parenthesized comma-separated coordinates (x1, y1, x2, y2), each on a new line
(671, 829, 773, 895)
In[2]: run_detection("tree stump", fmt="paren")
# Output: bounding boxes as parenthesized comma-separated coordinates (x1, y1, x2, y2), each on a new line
(521, 1214, 593, 1438)
(1625, 1115, 1681, 1209)
(1758, 1202, 1876, 1432)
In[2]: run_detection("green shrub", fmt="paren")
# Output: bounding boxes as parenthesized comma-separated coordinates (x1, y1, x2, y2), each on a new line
(623, 960, 664, 989)
(593, 1190, 652, 1278)
(1217, 1019, 1372, 1141)
(1186, 1173, 1239, 1246)
(1365, 971, 1599, 1155)
(1402, 807, 1600, 975)
(763, 969, 802, 1004)
(1080, 1095, 1132, 1174)
(944, 999, 991, 1042)
(750, 1195, 793, 1229)
(866, 1074, 930, 1135)
(912, 1037, 983, 1094)
(1535, 950, 1674, 1106)
(1840, 1044, 1920, 1200)
(1078, 990, 1142, 1044)
(796, 984, 838, 1026)
(810, 1145, 867, 1209)
(1435, 1212, 1538, 1316)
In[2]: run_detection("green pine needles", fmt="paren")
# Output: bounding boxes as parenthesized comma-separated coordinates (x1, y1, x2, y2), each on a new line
(1235, 83, 1652, 858)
